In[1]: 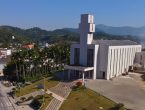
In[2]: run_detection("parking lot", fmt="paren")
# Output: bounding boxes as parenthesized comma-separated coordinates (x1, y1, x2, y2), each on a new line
(86, 73, 145, 110)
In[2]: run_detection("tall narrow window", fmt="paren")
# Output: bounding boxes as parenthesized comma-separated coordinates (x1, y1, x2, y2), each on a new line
(74, 48, 80, 65)
(140, 55, 142, 60)
(87, 49, 94, 66)
(140, 55, 142, 65)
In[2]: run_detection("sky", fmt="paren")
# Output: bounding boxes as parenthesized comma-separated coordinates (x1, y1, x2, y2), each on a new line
(0, 0, 145, 30)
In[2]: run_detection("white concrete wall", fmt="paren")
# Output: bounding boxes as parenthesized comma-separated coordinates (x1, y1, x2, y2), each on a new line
(0, 63, 6, 76)
(79, 14, 95, 45)
(70, 44, 96, 65)
(93, 45, 99, 79)
(69, 14, 142, 80)
(97, 45, 109, 79)
(106, 45, 142, 79)
(80, 45, 88, 65)
(70, 43, 142, 80)
(6, 49, 11, 55)
(70, 43, 98, 80)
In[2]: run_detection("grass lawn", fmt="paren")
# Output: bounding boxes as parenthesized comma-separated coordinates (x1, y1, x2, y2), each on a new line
(60, 87, 122, 110)
(40, 94, 53, 110)
(16, 78, 59, 97)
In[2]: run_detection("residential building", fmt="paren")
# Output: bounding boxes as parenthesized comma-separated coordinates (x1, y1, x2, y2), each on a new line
(0, 48, 11, 76)
(0, 57, 10, 76)
(22, 43, 34, 49)
(0, 48, 11, 58)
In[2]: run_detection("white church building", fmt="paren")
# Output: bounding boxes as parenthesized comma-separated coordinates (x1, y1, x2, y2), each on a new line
(64, 14, 142, 80)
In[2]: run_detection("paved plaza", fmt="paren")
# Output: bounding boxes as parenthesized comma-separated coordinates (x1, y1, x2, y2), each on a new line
(86, 73, 145, 110)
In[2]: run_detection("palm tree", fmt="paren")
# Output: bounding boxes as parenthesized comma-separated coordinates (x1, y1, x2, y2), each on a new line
(4, 42, 70, 82)
(11, 52, 20, 80)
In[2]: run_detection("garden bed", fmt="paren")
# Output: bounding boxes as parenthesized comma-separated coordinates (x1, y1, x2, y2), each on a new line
(16, 77, 59, 97)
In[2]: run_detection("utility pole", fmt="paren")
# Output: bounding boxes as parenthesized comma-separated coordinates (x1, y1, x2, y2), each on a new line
(43, 77, 45, 92)
(43, 77, 45, 102)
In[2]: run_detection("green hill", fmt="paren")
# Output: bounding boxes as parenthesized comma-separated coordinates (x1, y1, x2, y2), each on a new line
(0, 25, 140, 47)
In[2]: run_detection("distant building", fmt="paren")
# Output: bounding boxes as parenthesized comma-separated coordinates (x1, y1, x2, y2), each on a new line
(45, 43, 50, 47)
(134, 51, 145, 68)
(0, 57, 10, 76)
(0, 48, 11, 58)
(65, 14, 142, 80)
(141, 42, 145, 49)
(0, 48, 11, 76)
(22, 43, 34, 49)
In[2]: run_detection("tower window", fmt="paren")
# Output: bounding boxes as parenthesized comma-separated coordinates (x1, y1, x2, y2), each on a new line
(74, 48, 80, 65)
(87, 49, 94, 66)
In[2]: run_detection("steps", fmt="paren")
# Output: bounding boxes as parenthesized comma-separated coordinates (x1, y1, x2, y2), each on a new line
(49, 82, 74, 98)
(45, 82, 75, 110)
(46, 98, 62, 110)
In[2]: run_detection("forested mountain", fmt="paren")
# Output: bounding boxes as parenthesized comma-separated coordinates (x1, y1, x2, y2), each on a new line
(0, 25, 140, 46)
(96, 24, 145, 40)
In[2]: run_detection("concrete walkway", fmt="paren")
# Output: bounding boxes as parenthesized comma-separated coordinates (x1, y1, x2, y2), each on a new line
(17, 105, 33, 110)
(47, 90, 64, 101)
(129, 72, 145, 90)
(86, 75, 145, 110)
(0, 81, 17, 110)
(0, 79, 34, 110)
(14, 82, 74, 110)
(49, 82, 74, 99)
(45, 82, 75, 110)
(45, 98, 62, 110)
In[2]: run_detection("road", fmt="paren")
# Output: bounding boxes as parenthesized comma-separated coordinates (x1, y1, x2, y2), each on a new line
(0, 82, 14, 110)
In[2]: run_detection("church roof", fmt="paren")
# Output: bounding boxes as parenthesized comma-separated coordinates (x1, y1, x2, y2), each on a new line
(92, 40, 138, 46)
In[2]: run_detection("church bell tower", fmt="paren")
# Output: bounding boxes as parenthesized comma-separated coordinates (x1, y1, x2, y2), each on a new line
(79, 14, 95, 45)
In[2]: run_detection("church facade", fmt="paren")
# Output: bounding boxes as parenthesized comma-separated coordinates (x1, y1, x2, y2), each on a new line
(65, 14, 142, 80)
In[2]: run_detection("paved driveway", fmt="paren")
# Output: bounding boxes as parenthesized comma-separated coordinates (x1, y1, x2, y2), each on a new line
(0, 84, 14, 110)
(86, 75, 145, 110)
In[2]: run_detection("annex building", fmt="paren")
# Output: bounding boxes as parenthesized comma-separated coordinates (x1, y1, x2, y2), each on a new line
(65, 14, 142, 80)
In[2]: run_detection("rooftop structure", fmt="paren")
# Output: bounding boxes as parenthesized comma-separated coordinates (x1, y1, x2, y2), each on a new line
(92, 40, 138, 46)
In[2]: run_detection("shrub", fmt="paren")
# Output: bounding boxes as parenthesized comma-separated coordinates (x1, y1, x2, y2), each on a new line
(114, 103, 125, 110)
(26, 96, 34, 101)
(30, 95, 44, 110)
(76, 81, 82, 87)
(16, 101, 21, 105)
(35, 95, 43, 100)
(37, 83, 44, 89)
(30, 98, 42, 110)
(12, 88, 16, 91)
(20, 97, 26, 102)
(49, 93, 53, 96)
